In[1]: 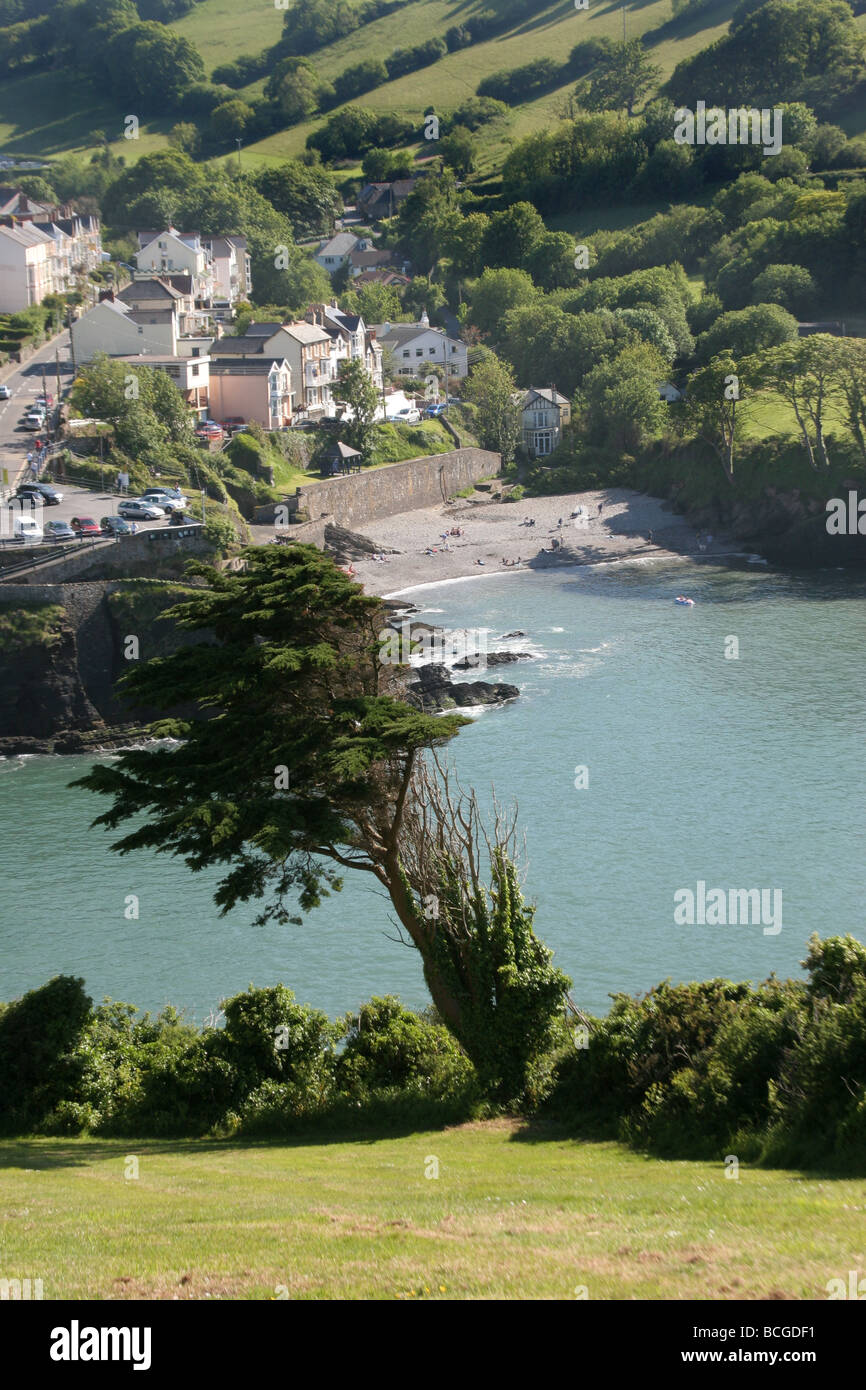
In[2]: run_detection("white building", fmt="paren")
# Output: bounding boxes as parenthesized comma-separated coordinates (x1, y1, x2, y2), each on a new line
(0, 223, 52, 311)
(71, 295, 177, 363)
(372, 313, 468, 380)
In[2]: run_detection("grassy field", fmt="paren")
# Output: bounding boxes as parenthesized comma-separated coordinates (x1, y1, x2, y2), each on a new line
(0, 1120, 859, 1299)
(0, 0, 740, 171)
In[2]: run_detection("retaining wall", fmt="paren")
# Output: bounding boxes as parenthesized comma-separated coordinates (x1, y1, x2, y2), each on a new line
(253, 448, 501, 530)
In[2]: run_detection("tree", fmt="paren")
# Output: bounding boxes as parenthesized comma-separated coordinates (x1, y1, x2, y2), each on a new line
(467, 267, 538, 337)
(253, 161, 342, 239)
(683, 353, 750, 482)
(168, 122, 199, 157)
(439, 125, 476, 178)
(480, 202, 546, 270)
(747, 336, 840, 469)
(73, 547, 569, 1097)
(105, 21, 205, 111)
(210, 99, 254, 145)
(579, 343, 668, 454)
(265, 56, 333, 123)
(464, 354, 522, 464)
(749, 263, 816, 317)
(341, 279, 403, 325)
(335, 358, 379, 459)
(827, 337, 866, 465)
(578, 39, 660, 116)
(696, 303, 798, 362)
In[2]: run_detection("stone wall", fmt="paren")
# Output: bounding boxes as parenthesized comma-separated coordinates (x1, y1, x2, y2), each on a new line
(253, 448, 501, 530)
(0, 524, 210, 584)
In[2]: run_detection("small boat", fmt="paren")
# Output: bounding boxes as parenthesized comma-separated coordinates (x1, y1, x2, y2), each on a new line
(675, 595, 695, 606)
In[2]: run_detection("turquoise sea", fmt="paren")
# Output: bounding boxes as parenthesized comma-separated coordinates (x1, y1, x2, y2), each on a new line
(1, 557, 864, 1022)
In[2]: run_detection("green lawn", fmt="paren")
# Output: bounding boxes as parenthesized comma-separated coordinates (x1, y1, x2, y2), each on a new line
(0, 1121, 859, 1299)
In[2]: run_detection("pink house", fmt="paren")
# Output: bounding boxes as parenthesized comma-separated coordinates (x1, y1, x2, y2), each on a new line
(206, 357, 292, 430)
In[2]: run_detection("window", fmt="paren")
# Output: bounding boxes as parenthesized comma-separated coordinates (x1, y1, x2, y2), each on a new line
(533, 410, 549, 428)
(416, 349, 423, 357)
(402, 350, 410, 358)
(533, 432, 552, 455)
(450, 345, 456, 354)
(191, 364, 199, 377)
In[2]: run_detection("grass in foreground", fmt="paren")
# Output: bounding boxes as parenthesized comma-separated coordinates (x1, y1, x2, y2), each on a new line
(0, 1121, 859, 1300)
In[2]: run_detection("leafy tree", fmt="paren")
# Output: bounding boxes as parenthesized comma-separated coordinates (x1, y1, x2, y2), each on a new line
(467, 267, 538, 337)
(439, 125, 476, 178)
(73, 547, 569, 1096)
(341, 279, 403, 324)
(683, 353, 751, 481)
(441, 211, 489, 279)
(253, 161, 342, 239)
(696, 302, 798, 362)
(577, 39, 660, 116)
(335, 357, 380, 458)
(579, 342, 668, 453)
(480, 202, 546, 270)
(827, 337, 866, 464)
(750, 263, 816, 317)
(105, 21, 205, 111)
(464, 353, 522, 463)
(168, 122, 199, 157)
(747, 336, 840, 468)
(265, 56, 333, 123)
(333, 57, 388, 103)
(210, 99, 254, 145)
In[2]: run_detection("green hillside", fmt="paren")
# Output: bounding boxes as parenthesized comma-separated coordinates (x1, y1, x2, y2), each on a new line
(0, 0, 742, 170)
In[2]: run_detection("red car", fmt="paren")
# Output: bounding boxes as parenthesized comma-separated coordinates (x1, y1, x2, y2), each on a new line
(70, 516, 102, 537)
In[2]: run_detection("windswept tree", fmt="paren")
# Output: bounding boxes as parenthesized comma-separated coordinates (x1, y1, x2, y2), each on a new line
(746, 335, 839, 469)
(683, 352, 751, 482)
(74, 548, 569, 1099)
(828, 337, 866, 465)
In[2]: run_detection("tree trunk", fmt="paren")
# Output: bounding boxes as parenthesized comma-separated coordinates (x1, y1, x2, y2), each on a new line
(381, 849, 465, 1035)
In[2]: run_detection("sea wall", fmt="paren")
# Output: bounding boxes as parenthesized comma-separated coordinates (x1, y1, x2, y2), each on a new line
(0, 524, 210, 584)
(253, 448, 501, 529)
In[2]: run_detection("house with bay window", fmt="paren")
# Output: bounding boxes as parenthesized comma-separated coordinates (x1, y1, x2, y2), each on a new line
(521, 388, 571, 457)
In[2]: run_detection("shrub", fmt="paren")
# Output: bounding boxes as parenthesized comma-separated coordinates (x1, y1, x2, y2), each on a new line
(0, 976, 92, 1133)
(335, 996, 477, 1106)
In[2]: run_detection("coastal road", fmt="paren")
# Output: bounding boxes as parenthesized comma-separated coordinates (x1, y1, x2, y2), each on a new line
(0, 330, 74, 491)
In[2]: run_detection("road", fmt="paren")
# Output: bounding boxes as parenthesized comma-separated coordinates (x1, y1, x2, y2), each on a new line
(0, 330, 74, 491)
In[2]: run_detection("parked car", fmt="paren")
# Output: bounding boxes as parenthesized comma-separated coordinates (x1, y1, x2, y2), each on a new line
(70, 516, 102, 537)
(195, 420, 224, 439)
(0, 384, 11, 400)
(423, 401, 447, 417)
(23, 412, 45, 430)
(34, 393, 53, 407)
(117, 499, 165, 521)
(100, 515, 135, 536)
(15, 482, 62, 505)
(388, 407, 422, 424)
(141, 488, 187, 513)
(44, 520, 76, 542)
(12, 516, 42, 543)
(220, 417, 245, 434)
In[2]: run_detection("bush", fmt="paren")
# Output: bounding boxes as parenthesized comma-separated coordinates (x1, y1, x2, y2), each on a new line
(335, 996, 478, 1107)
(0, 976, 92, 1133)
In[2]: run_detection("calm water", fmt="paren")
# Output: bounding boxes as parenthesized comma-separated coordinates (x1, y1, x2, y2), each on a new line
(1, 559, 864, 1022)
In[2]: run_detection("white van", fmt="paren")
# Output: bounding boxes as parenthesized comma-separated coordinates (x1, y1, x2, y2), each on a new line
(13, 515, 42, 544)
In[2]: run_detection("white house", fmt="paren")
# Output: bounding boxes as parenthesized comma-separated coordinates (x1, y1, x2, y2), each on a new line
(0, 223, 52, 311)
(520, 388, 571, 457)
(372, 313, 468, 380)
(71, 295, 177, 362)
(314, 232, 363, 275)
(135, 229, 214, 306)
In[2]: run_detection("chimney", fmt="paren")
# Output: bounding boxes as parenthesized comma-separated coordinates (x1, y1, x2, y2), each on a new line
(98, 288, 115, 303)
